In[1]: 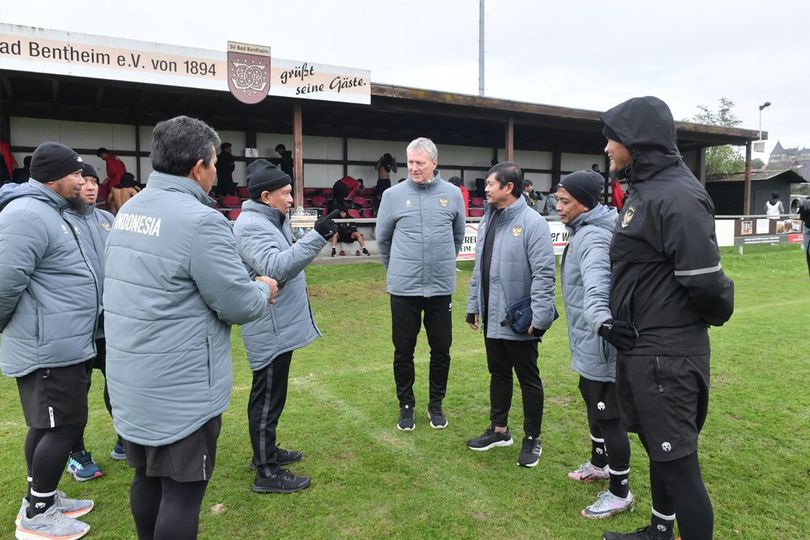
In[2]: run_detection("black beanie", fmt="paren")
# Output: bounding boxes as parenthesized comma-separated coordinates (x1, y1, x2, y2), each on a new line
(81, 162, 99, 181)
(247, 159, 291, 199)
(602, 124, 622, 144)
(558, 170, 604, 210)
(30, 142, 83, 182)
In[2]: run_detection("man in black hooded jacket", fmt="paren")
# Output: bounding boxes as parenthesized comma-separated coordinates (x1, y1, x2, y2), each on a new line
(598, 96, 734, 540)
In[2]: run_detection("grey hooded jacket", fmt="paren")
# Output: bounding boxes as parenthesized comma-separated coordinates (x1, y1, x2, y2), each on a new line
(376, 177, 465, 297)
(65, 205, 114, 339)
(103, 171, 270, 446)
(467, 196, 556, 341)
(233, 199, 326, 371)
(0, 181, 99, 377)
(560, 204, 618, 382)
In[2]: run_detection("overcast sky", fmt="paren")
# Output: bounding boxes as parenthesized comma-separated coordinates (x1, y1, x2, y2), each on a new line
(3, 0, 807, 159)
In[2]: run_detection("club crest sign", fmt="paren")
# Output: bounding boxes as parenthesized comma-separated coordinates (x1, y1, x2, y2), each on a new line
(227, 42, 271, 104)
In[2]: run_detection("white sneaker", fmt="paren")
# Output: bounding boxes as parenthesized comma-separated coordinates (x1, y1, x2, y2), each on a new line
(581, 490, 634, 519)
(568, 460, 610, 483)
(15, 504, 90, 540)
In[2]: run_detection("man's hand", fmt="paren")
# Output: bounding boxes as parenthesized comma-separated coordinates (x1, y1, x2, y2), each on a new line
(466, 313, 480, 331)
(314, 209, 340, 240)
(598, 318, 637, 351)
(256, 276, 278, 303)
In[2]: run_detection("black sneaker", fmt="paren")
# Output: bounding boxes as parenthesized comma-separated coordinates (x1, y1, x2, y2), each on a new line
(603, 525, 675, 540)
(466, 427, 513, 451)
(331, 248, 337, 257)
(397, 404, 415, 431)
(517, 436, 542, 467)
(252, 469, 311, 494)
(362, 248, 370, 256)
(428, 409, 448, 429)
(249, 447, 303, 470)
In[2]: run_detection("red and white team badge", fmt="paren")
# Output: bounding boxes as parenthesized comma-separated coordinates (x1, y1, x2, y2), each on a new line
(227, 42, 271, 105)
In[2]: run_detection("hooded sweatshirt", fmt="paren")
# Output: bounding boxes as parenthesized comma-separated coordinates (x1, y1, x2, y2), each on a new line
(601, 97, 734, 356)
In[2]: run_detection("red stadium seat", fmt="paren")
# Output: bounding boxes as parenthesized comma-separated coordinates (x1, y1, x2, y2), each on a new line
(237, 186, 250, 198)
(347, 208, 361, 218)
(360, 208, 374, 218)
(221, 195, 241, 208)
(360, 188, 376, 197)
(352, 197, 370, 207)
(469, 208, 485, 217)
(470, 197, 485, 207)
(227, 209, 242, 220)
(310, 195, 327, 207)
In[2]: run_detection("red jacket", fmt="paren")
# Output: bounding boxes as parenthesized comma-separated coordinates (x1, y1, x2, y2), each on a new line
(103, 154, 127, 188)
(611, 179, 625, 210)
(459, 185, 470, 216)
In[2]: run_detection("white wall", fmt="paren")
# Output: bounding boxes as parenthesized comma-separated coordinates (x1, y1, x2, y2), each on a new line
(561, 152, 603, 173)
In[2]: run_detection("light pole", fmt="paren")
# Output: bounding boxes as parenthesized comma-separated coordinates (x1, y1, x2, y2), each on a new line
(758, 101, 771, 141)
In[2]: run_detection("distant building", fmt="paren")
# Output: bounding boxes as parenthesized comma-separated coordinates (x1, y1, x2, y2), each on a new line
(768, 141, 810, 181)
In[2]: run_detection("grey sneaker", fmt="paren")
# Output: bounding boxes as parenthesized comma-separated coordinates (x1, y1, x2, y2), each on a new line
(568, 460, 610, 483)
(467, 427, 513, 451)
(15, 504, 90, 540)
(16, 493, 93, 526)
(397, 405, 415, 431)
(582, 490, 634, 519)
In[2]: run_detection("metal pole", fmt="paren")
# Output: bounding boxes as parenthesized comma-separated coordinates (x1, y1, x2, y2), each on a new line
(479, 0, 485, 97)
(758, 108, 762, 141)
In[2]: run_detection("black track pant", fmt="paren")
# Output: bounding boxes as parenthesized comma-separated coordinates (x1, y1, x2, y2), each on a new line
(73, 339, 122, 453)
(391, 294, 452, 410)
(248, 352, 293, 477)
(130, 467, 208, 540)
(484, 337, 543, 438)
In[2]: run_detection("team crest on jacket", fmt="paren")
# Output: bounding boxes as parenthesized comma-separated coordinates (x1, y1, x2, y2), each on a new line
(100, 222, 111, 231)
(621, 206, 636, 228)
(512, 226, 523, 237)
(439, 197, 449, 207)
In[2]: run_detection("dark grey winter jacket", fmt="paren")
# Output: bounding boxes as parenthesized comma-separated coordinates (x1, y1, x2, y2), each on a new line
(0, 181, 99, 377)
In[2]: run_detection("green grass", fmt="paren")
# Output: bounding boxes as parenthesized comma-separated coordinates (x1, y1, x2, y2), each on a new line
(1, 244, 808, 539)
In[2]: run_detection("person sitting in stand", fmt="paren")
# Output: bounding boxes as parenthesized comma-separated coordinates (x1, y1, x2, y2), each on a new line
(327, 199, 370, 257)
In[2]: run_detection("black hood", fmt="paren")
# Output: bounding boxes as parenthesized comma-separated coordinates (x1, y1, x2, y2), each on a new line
(600, 96, 682, 183)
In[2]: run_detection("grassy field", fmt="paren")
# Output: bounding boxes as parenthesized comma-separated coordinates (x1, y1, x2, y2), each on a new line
(1, 244, 808, 539)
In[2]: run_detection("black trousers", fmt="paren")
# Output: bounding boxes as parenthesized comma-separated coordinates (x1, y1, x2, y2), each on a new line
(391, 295, 452, 411)
(484, 337, 543, 438)
(248, 352, 293, 477)
(74, 338, 122, 453)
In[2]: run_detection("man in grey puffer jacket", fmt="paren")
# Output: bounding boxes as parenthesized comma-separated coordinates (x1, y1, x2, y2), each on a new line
(557, 170, 634, 520)
(63, 162, 120, 483)
(233, 160, 337, 495)
(376, 137, 465, 431)
(465, 161, 556, 469)
(104, 116, 277, 540)
(0, 142, 96, 540)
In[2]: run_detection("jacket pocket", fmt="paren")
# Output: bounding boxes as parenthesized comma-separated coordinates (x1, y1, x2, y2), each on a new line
(36, 305, 45, 346)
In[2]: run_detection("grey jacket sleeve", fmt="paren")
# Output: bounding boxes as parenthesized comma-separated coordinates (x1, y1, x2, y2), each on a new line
(577, 229, 613, 331)
(452, 189, 466, 254)
(0, 210, 47, 330)
(376, 191, 394, 270)
(189, 213, 269, 325)
(526, 218, 557, 331)
(239, 225, 326, 283)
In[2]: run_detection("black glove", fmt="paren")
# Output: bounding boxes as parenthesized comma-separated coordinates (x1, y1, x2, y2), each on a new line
(314, 209, 339, 240)
(598, 319, 637, 351)
(466, 313, 477, 324)
(529, 326, 546, 338)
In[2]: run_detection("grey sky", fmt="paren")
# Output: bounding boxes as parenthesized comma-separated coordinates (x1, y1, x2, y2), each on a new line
(3, 0, 807, 159)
